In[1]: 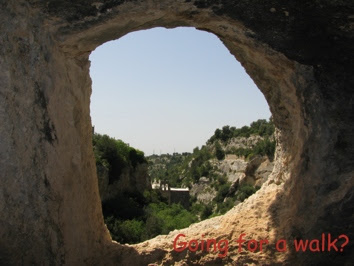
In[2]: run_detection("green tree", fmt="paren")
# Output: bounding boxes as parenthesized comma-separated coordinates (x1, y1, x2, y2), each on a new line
(215, 142, 225, 160)
(93, 133, 147, 183)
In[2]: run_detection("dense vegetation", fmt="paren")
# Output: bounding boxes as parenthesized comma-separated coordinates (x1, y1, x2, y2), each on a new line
(189, 178, 260, 220)
(148, 153, 191, 187)
(103, 190, 197, 244)
(207, 118, 275, 144)
(226, 137, 276, 160)
(93, 134, 198, 244)
(94, 118, 275, 244)
(210, 118, 276, 161)
(147, 119, 275, 221)
(149, 119, 275, 187)
(93, 133, 146, 184)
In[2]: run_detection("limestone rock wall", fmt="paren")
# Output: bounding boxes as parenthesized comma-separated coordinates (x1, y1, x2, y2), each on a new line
(98, 163, 151, 203)
(0, 0, 353, 265)
(190, 155, 274, 205)
(224, 135, 265, 150)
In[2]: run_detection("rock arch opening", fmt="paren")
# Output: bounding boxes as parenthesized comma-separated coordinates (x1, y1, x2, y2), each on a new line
(1, 1, 352, 265)
(70, 5, 307, 262)
(89, 26, 275, 245)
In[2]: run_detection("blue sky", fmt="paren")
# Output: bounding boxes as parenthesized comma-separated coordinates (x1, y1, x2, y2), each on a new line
(89, 27, 271, 155)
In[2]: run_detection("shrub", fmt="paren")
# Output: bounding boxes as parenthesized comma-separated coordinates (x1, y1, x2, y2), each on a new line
(214, 183, 230, 203)
(145, 202, 197, 235)
(235, 184, 259, 202)
(104, 216, 145, 244)
(216, 198, 234, 214)
(207, 118, 274, 144)
(215, 146, 225, 160)
(201, 204, 213, 220)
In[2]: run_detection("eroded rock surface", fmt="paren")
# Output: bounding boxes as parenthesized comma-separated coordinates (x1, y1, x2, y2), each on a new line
(0, 0, 353, 265)
(190, 176, 217, 204)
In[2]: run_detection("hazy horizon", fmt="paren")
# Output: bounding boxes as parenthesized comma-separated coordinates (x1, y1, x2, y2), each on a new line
(89, 27, 271, 156)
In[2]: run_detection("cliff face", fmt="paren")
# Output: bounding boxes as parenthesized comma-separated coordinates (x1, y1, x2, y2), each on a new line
(97, 163, 151, 203)
(216, 135, 275, 188)
(190, 135, 274, 205)
(0, 1, 353, 265)
(213, 155, 273, 187)
(224, 135, 265, 150)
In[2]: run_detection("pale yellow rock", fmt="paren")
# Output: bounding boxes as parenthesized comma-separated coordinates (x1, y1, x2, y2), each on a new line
(0, 1, 352, 265)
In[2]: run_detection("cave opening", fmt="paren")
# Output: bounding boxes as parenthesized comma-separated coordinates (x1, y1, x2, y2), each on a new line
(62, 6, 311, 261)
(4, 1, 351, 265)
(89, 27, 275, 245)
